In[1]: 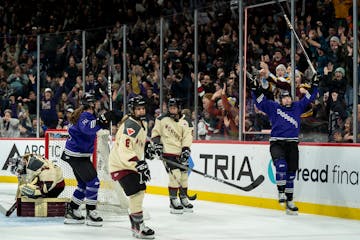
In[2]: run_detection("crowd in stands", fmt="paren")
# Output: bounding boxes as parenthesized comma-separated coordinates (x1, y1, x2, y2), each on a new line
(0, 0, 358, 143)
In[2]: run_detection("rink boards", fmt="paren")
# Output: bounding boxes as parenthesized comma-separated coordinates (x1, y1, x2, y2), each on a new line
(0, 138, 360, 220)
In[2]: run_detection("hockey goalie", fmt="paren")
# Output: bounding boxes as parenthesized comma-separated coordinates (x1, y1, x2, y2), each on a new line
(10, 154, 65, 198)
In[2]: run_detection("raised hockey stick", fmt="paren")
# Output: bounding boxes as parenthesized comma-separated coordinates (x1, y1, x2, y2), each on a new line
(160, 157, 197, 201)
(275, 0, 317, 74)
(0, 201, 17, 216)
(159, 158, 265, 192)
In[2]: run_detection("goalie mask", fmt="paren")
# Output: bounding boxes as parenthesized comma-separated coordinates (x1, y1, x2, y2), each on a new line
(9, 156, 25, 176)
(167, 98, 181, 121)
(128, 96, 146, 121)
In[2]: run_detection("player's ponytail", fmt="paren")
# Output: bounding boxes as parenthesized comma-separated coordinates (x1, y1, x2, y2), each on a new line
(69, 106, 84, 124)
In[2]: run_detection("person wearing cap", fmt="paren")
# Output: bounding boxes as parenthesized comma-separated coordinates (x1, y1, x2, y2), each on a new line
(250, 73, 319, 215)
(40, 78, 65, 129)
(324, 66, 346, 97)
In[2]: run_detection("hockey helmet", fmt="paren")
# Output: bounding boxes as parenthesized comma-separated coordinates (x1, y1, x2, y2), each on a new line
(128, 95, 146, 120)
(168, 98, 181, 109)
(167, 98, 181, 121)
(280, 90, 292, 99)
(279, 90, 292, 107)
(81, 93, 95, 110)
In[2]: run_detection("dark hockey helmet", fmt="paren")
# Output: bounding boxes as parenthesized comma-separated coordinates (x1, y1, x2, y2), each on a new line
(167, 98, 181, 121)
(128, 95, 146, 120)
(81, 92, 96, 110)
(279, 90, 292, 107)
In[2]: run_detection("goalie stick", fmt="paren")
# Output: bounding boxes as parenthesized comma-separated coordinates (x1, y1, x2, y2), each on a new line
(159, 157, 265, 192)
(275, 0, 317, 74)
(0, 201, 17, 217)
(160, 157, 197, 201)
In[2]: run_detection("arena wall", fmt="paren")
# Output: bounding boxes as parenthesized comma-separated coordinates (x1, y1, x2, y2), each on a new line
(1, 138, 359, 220)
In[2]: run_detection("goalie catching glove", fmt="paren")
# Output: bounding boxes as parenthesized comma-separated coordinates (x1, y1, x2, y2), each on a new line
(136, 160, 151, 183)
(179, 147, 191, 165)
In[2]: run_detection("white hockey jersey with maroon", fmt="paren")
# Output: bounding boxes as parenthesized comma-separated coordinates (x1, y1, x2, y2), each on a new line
(109, 116, 147, 181)
(151, 114, 193, 157)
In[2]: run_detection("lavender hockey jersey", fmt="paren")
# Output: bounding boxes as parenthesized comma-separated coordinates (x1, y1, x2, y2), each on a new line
(252, 88, 318, 141)
(64, 111, 101, 157)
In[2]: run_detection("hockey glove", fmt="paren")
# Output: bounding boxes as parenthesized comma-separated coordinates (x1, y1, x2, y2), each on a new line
(20, 178, 42, 198)
(179, 147, 191, 165)
(136, 160, 151, 183)
(311, 73, 320, 87)
(154, 143, 163, 157)
(96, 115, 109, 129)
(144, 142, 155, 161)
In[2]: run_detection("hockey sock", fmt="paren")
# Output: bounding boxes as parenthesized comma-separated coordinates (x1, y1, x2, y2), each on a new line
(179, 187, 188, 198)
(85, 177, 100, 210)
(285, 172, 296, 201)
(274, 158, 287, 190)
(168, 187, 179, 199)
(71, 181, 86, 209)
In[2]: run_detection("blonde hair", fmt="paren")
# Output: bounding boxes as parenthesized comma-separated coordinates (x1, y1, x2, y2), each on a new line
(69, 106, 84, 124)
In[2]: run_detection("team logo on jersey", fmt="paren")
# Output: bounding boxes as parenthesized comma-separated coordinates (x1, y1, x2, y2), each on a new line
(126, 128, 135, 136)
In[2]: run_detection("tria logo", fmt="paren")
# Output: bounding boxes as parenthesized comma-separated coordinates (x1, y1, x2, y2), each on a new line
(126, 128, 135, 136)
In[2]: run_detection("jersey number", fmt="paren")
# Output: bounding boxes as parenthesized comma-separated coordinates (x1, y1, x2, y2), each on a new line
(125, 138, 130, 148)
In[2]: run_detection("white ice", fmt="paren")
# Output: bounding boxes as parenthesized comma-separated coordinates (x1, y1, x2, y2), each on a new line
(1, 183, 360, 240)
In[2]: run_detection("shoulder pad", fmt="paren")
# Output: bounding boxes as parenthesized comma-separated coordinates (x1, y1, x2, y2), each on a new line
(123, 119, 141, 137)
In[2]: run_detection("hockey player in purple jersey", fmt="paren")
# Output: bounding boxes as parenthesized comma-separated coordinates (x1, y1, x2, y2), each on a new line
(61, 93, 113, 226)
(251, 74, 319, 215)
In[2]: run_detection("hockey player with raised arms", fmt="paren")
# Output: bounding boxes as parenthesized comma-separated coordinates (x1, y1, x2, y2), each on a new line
(151, 98, 194, 214)
(61, 93, 113, 226)
(251, 74, 319, 215)
(109, 95, 155, 239)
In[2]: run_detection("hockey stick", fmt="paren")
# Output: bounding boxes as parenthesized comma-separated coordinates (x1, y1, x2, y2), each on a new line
(0, 201, 17, 217)
(160, 157, 197, 201)
(275, 0, 317, 74)
(159, 158, 265, 192)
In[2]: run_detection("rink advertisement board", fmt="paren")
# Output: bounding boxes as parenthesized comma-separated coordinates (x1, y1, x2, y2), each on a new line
(1, 139, 360, 219)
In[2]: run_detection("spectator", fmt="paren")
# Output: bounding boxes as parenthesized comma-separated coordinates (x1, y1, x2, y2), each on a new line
(0, 109, 20, 137)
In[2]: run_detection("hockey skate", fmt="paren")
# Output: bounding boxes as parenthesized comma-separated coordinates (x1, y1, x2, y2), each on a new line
(285, 200, 298, 215)
(86, 209, 103, 227)
(180, 197, 193, 213)
(278, 192, 286, 206)
(130, 214, 155, 239)
(170, 198, 184, 214)
(64, 204, 85, 224)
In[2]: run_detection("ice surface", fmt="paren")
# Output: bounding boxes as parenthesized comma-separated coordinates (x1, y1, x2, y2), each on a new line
(1, 183, 360, 240)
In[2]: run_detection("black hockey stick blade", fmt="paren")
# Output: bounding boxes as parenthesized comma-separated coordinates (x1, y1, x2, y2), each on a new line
(0, 201, 17, 217)
(187, 193, 197, 201)
(6, 202, 17, 216)
(160, 158, 265, 192)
